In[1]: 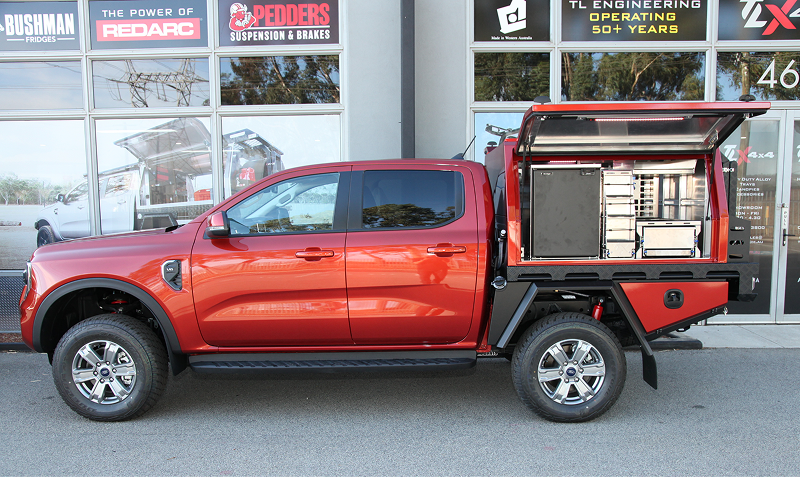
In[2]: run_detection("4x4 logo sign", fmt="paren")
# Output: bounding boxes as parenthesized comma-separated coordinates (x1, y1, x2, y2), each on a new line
(741, 0, 800, 35)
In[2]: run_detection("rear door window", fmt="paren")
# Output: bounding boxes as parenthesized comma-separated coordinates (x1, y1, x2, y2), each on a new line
(360, 170, 464, 229)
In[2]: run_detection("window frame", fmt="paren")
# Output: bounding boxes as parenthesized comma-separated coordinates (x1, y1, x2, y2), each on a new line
(225, 170, 350, 237)
(346, 169, 466, 232)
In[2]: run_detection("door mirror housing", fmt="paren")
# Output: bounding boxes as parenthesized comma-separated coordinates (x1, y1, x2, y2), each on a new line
(56, 193, 65, 203)
(206, 211, 230, 238)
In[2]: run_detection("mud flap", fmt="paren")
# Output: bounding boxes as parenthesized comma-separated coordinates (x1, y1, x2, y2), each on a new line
(641, 347, 658, 389)
(611, 282, 658, 389)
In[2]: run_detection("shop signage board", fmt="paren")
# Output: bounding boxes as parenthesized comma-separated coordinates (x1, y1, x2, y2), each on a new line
(0, 2, 79, 51)
(561, 0, 707, 41)
(218, 1, 339, 47)
(719, 0, 800, 40)
(89, 0, 208, 49)
(474, 0, 550, 41)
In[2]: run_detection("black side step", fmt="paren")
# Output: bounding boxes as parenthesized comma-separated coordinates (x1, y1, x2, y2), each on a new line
(189, 350, 477, 374)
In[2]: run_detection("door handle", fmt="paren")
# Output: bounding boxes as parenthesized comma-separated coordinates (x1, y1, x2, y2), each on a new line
(427, 244, 467, 256)
(783, 229, 796, 246)
(296, 249, 335, 260)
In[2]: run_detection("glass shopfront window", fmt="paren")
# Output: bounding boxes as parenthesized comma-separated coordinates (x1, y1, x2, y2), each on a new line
(0, 61, 82, 110)
(221, 115, 341, 198)
(92, 58, 210, 108)
(474, 112, 522, 163)
(0, 120, 86, 268)
(561, 52, 705, 101)
(474, 52, 550, 102)
(220, 55, 340, 105)
(721, 119, 780, 315)
(95, 117, 213, 233)
(716, 52, 800, 101)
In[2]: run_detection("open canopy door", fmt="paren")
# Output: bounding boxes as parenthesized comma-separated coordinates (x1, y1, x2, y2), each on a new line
(516, 102, 770, 156)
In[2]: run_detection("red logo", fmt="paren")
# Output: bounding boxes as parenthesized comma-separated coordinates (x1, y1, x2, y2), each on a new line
(97, 19, 200, 41)
(229, 3, 257, 31)
(762, 0, 797, 35)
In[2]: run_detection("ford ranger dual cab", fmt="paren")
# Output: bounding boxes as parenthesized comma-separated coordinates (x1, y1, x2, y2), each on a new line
(19, 101, 766, 422)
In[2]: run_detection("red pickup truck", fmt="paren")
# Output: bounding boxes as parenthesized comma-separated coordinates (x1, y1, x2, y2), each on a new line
(20, 101, 766, 422)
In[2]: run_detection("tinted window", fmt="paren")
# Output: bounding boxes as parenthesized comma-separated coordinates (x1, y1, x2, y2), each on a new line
(227, 173, 339, 235)
(92, 59, 210, 108)
(220, 55, 340, 105)
(104, 173, 135, 197)
(361, 170, 464, 229)
(0, 61, 82, 110)
(66, 182, 89, 203)
(561, 52, 705, 101)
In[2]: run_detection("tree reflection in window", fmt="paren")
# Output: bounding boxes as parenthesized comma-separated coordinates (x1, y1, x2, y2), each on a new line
(561, 52, 705, 101)
(220, 56, 340, 105)
(361, 170, 464, 229)
(363, 204, 455, 228)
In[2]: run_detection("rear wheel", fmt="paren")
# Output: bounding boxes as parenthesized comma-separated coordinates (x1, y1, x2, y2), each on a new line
(512, 312, 626, 422)
(52, 314, 167, 421)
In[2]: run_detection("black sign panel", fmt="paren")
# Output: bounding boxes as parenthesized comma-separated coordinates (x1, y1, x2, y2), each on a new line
(219, 1, 339, 47)
(719, 0, 800, 40)
(562, 0, 707, 41)
(0, 2, 79, 51)
(474, 0, 550, 41)
(89, 0, 208, 50)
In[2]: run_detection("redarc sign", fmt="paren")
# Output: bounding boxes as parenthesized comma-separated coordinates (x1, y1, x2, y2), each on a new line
(89, 0, 207, 49)
(219, 1, 339, 46)
(0, 2, 79, 51)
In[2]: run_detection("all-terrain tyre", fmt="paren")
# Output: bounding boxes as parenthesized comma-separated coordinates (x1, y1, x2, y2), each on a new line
(36, 225, 55, 247)
(512, 312, 626, 422)
(52, 314, 168, 421)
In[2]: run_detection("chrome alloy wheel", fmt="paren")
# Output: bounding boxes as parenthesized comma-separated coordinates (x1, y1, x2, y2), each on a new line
(71, 340, 137, 405)
(536, 339, 606, 405)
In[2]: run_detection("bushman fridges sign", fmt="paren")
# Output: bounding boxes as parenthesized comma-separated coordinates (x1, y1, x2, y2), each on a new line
(0, 2, 79, 51)
(218, 1, 339, 46)
(89, 0, 207, 49)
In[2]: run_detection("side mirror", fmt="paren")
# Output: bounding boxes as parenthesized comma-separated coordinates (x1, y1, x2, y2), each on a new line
(56, 193, 65, 203)
(205, 211, 230, 238)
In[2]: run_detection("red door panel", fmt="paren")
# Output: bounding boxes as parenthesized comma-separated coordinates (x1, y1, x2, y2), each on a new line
(621, 281, 728, 333)
(192, 233, 351, 347)
(346, 166, 479, 345)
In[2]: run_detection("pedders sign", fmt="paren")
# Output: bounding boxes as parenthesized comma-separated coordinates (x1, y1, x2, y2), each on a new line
(90, 0, 207, 49)
(219, 1, 339, 46)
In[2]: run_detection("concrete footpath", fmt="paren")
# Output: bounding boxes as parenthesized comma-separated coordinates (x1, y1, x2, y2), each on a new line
(682, 324, 800, 348)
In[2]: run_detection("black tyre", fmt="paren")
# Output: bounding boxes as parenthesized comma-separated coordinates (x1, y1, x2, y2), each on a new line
(52, 314, 168, 421)
(36, 225, 55, 247)
(512, 312, 626, 422)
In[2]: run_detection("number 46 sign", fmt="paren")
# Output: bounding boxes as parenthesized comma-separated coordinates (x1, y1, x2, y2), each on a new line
(758, 59, 799, 89)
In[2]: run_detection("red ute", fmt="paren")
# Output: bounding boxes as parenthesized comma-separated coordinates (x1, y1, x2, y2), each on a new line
(21, 101, 767, 422)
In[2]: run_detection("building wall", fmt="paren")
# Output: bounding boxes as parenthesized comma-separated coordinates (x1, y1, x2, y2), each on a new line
(346, 0, 402, 160)
(1, 0, 799, 325)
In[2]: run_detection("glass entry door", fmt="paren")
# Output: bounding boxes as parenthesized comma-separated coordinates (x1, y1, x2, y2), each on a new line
(776, 110, 800, 324)
(712, 110, 799, 324)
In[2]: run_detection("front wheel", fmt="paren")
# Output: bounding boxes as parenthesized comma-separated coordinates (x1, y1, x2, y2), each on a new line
(36, 225, 55, 247)
(512, 312, 626, 422)
(52, 314, 168, 421)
